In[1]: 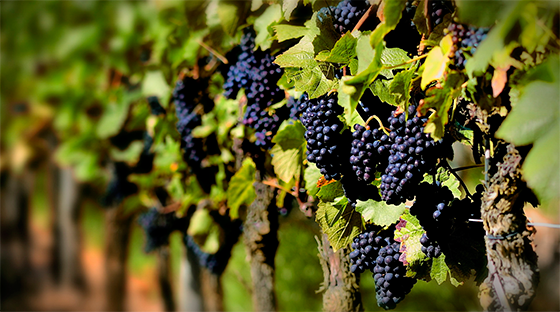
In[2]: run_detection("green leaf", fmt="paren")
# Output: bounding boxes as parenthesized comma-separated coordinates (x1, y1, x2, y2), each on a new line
(496, 57, 560, 203)
(253, 4, 282, 50)
(356, 33, 374, 73)
(422, 167, 461, 198)
(315, 33, 357, 64)
(227, 158, 256, 218)
(382, 0, 407, 27)
(394, 211, 426, 265)
(522, 122, 559, 204)
(420, 72, 465, 140)
(389, 63, 416, 108)
(338, 86, 364, 126)
(142, 71, 171, 108)
(431, 254, 462, 286)
(96, 91, 138, 139)
(273, 24, 309, 42)
(370, 79, 397, 106)
(271, 122, 306, 183)
(316, 200, 364, 251)
(109, 140, 144, 165)
(316, 180, 344, 202)
(380, 47, 411, 77)
(282, 0, 299, 21)
(304, 163, 322, 197)
(355, 199, 405, 227)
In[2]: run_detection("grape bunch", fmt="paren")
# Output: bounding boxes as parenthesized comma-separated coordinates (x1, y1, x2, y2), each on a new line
(318, 0, 371, 35)
(138, 208, 189, 253)
(349, 124, 390, 183)
(222, 29, 286, 148)
(429, 0, 453, 28)
(299, 92, 349, 180)
(419, 232, 441, 258)
(370, 226, 417, 310)
(349, 224, 383, 274)
(445, 23, 489, 69)
(350, 225, 416, 309)
(385, 0, 422, 55)
(173, 78, 207, 169)
(379, 105, 447, 205)
(183, 213, 243, 275)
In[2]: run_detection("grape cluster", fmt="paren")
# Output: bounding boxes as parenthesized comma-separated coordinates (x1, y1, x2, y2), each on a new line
(420, 232, 441, 258)
(385, 1, 421, 55)
(183, 213, 242, 275)
(379, 106, 446, 205)
(349, 124, 390, 183)
(299, 92, 348, 180)
(349, 224, 383, 274)
(429, 0, 453, 27)
(318, 0, 370, 35)
(350, 225, 416, 309)
(445, 23, 489, 69)
(223, 29, 286, 148)
(173, 78, 207, 169)
(138, 208, 189, 253)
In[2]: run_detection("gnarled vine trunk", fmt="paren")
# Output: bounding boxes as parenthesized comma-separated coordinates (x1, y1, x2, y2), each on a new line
(317, 233, 363, 312)
(243, 175, 278, 312)
(479, 143, 540, 311)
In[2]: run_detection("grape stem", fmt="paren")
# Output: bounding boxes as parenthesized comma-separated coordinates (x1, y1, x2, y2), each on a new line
(443, 161, 473, 199)
(197, 39, 229, 64)
(365, 115, 390, 135)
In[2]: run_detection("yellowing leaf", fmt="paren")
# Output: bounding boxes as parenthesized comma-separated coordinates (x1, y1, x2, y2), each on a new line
(421, 46, 448, 90)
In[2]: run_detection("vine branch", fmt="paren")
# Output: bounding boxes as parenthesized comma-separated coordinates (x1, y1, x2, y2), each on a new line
(443, 161, 472, 199)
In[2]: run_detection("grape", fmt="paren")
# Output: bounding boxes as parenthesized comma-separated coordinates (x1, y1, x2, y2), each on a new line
(384, 1, 422, 56)
(366, 225, 416, 310)
(138, 208, 189, 253)
(299, 92, 349, 181)
(429, 0, 453, 28)
(318, 0, 371, 35)
(419, 232, 442, 258)
(223, 29, 287, 148)
(379, 105, 451, 205)
(349, 124, 390, 183)
(349, 224, 384, 274)
(445, 23, 490, 69)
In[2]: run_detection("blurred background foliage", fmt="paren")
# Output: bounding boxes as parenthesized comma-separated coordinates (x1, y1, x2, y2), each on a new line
(1, 1, 558, 311)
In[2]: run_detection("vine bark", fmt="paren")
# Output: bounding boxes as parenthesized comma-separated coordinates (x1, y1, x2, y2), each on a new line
(316, 233, 363, 312)
(479, 143, 540, 311)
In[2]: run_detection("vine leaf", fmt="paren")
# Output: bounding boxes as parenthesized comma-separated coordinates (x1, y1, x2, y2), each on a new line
(253, 4, 282, 50)
(271, 122, 306, 183)
(226, 158, 256, 218)
(420, 71, 464, 140)
(316, 180, 344, 203)
(370, 79, 397, 106)
(422, 167, 461, 198)
(304, 163, 322, 197)
(394, 211, 426, 265)
(273, 24, 309, 42)
(96, 90, 140, 139)
(282, 0, 299, 21)
(431, 254, 462, 287)
(142, 71, 170, 107)
(496, 56, 560, 203)
(355, 199, 405, 227)
(315, 32, 357, 64)
(389, 62, 417, 109)
(420, 35, 452, 90)
(316, 200, 364, 252)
